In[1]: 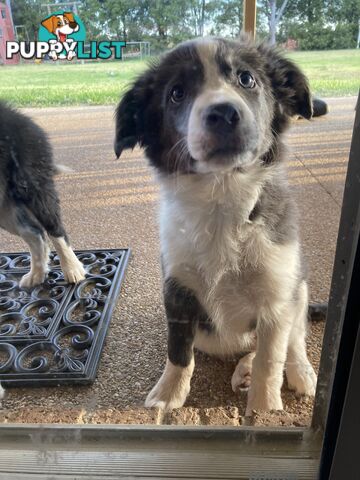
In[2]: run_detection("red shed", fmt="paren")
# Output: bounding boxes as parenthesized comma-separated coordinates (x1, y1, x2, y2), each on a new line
(0, 0, 19, 64)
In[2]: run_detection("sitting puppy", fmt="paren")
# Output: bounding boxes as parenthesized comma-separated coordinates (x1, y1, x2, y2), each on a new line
(0, 102, 85, 288)
(115, 37, 317, 415)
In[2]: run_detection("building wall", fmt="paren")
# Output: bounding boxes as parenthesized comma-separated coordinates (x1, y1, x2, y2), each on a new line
(0, 1, 19, 65)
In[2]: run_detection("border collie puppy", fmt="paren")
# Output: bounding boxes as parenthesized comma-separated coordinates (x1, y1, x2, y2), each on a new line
(0, 102, 85, 289)
(115, 37, 317, 415)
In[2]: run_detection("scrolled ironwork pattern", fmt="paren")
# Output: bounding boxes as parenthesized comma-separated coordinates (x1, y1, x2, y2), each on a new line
(0, 249, 130, 386)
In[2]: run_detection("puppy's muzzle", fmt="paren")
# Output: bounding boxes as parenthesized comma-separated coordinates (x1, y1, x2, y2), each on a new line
(204, 103, 240, 135)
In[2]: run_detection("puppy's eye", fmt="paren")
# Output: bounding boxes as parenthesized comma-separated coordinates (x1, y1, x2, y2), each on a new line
(238, 71, 256, 89)
(170, 86, 185, 104)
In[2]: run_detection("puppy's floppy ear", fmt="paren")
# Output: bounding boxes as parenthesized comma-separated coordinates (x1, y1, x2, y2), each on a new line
(114, 88, 140, 159)
(41, 16, 56, 34)
(259, 46, 312, 119)
(114, 70, 154, 159)
(64, 12, 76, 23)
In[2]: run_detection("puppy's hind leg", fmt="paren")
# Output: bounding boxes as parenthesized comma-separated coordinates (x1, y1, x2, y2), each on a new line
(41, 209, 85, 285)
(28, 176, 85, 284)
(145, 278, 201, 411)
(232, 351, 256, 393)
(15, 207, 49, 289)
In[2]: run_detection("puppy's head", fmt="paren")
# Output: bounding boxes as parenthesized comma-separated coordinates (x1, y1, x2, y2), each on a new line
(41, 13, 79, 37)
(115, 37, 312, 174)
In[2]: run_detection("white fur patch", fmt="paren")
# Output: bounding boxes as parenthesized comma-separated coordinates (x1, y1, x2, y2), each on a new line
(158, 163, 299, 357)
(50, 237, 86, 284)
(145, 358, 194, 411)
(0, 383, 5, 400)
(286, 281, 317, 396)
(231, 352, 256, 392)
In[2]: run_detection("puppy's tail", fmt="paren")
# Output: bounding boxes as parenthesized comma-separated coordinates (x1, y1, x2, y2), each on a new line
(312, 98, 328, 117)
(308, 302, 327, 321)
(54, 164, 74, 175)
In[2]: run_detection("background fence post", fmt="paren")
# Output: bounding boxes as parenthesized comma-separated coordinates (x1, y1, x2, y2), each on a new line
(243, 0, 257, 39)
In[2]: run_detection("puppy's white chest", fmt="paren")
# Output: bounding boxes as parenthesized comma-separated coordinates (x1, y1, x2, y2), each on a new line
(159, 172, 263, 281)
(159, 172, 299, 354)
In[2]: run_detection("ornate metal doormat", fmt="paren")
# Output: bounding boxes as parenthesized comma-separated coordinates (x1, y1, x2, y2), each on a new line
(0, 249, 130, 387)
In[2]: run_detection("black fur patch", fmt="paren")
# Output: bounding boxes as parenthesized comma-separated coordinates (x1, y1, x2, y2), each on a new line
(164, 277, 212, 367)
(0, 102, 68, 241)
(115, 43, 204, 174)
(249, 179, 298, 244)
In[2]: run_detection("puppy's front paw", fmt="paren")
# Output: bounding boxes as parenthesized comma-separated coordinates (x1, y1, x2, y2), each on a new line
(145, 377, 190, 412)
(286, 362, 317, 397)
(19, 271, 46, 289)
(63, 260, 86, 284)
(245, 383, 283, 416)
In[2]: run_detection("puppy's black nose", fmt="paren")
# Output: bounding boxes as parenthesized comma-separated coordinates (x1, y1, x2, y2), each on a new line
(204, 103, 240, 133)
(69, 21, 78, 29)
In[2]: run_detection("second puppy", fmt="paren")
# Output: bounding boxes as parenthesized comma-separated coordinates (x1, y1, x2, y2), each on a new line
(0, 102, 85, 288)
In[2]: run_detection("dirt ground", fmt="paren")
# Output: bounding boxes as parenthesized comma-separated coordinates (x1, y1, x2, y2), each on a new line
(0, 96, 356, 426)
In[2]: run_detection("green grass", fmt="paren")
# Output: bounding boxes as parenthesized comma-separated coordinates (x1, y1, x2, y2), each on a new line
(0, 60, 148, 107)
(286, 49, 360, 98)
(0, 49, 358, 107)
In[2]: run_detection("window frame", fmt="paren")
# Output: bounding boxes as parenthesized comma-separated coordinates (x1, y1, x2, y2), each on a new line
(0, 98, 358, 479)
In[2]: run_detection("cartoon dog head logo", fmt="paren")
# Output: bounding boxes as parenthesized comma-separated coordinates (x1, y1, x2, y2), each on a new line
(41, 12, 79, 43)
(7, 12, 125, 62)
(38, 10, 86, 60)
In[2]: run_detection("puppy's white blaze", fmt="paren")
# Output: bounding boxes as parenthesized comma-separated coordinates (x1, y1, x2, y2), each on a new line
(187, 39, 260, 170)
(145, 358, 194, 411)
(195, 39, 224, 89)
(50, 237, 85, 284)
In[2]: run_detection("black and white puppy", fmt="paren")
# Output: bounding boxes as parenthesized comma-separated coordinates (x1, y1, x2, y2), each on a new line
(115, 37, 317, 415)
(0, 102, 85, 289)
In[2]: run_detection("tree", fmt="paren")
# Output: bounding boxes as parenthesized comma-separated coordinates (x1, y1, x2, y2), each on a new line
(260, 0, 290, 45)
(212, 0, 243, 37)
(279, 0, 360, 50)
(326, 0, 360, 48)
(188, 0, 206, 36)
(11, 0, 44, 40)
(80, 0, 144, 41)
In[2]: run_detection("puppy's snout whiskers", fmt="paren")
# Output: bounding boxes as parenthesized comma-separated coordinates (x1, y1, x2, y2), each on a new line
(166, 137, 192, 190)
